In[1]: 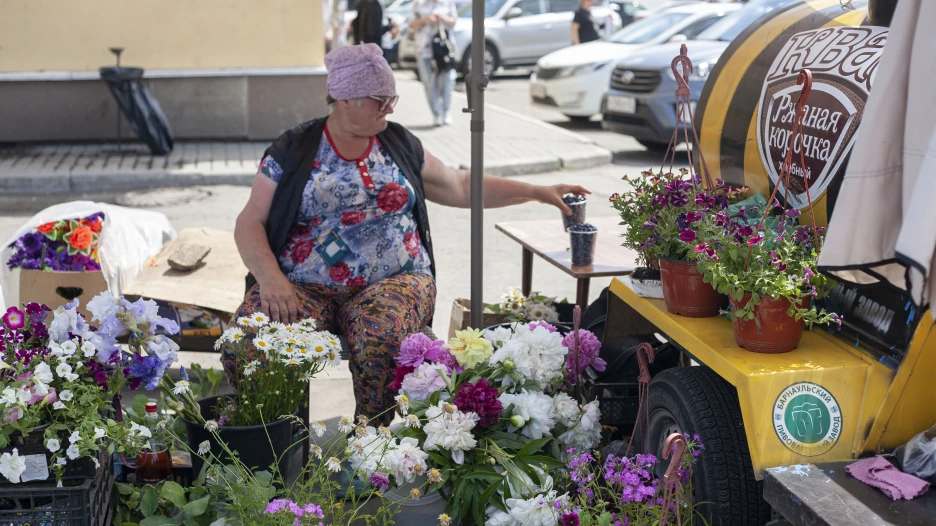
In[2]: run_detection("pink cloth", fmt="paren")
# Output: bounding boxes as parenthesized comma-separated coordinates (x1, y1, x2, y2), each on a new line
(846, 457, 930, 501)
(325, 43, 396, 101)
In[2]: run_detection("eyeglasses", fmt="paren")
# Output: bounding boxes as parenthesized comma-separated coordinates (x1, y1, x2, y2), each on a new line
(367, 95, 400, 112)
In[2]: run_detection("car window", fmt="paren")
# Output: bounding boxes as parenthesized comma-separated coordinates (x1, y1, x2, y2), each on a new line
(516, 0, 544, 16)
(549, 0, 577, 13)
(458, 0, 510, 18)
(697, 0, 797, 41)
(679, 15, 721, 40)
(609, 11, 690, 44)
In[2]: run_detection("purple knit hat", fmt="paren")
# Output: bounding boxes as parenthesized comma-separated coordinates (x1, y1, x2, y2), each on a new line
(325, 43, 396, 100)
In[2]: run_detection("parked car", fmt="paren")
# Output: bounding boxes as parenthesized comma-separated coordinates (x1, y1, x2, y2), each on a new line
(601, 0, 797, 150)
(530, 2, 737, 121)
(400, 0, 622, 79)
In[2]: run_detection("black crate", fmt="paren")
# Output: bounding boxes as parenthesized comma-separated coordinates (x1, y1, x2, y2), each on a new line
(0, 450, 114, 525)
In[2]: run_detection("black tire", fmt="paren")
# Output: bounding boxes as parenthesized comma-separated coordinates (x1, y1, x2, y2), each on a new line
(461, 42, 499, 80)
(566, 115, 593, 123)
(637, 139, 670, 152)
(642, 367, 771, 526)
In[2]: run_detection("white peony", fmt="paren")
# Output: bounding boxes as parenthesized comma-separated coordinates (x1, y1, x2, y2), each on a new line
(484, 326, 515, 346)
(499, 390, 557, 440)
(505, 490, 568, 526)
(490, 325, 567, 391)
(422, 402, 478, 464)
(0, 448, 26, 483)
(347, 427, 394, 479)
(384, 437, 429, 486)
(400, 362, 450, 401)
(486, 508, 514, 526)
(552, 392, 580, 428)
(558, 401, 602, 453)
(523, 301, 559, 323)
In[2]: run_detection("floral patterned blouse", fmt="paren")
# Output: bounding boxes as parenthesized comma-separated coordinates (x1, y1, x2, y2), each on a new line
(259, 125, 432, 287)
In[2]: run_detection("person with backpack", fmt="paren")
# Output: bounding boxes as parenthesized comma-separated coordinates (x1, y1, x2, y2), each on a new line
(408, 0, 457, 126)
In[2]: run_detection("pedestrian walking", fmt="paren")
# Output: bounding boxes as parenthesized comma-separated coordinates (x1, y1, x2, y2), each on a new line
(572, 0, 600, 45)
(227, 43, 589, 424)
(352, 0, 386, 45)
(408, 0, 458, 126)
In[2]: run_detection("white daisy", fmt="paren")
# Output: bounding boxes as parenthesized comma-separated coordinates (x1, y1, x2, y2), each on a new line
(405, 415, 422, 429)
(172, 380, 191, 395)
(197, 441, 211, 455)
(204, 420, 219, 432)
(326, 457, 342, 472)
(248, 312, 270, 327)
(311, 420, 326, 437)
(311, 444, 323, 460)
(338, 417, 354, 434)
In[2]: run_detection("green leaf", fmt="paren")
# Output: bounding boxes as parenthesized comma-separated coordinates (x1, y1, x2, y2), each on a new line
(116, 482, 137, 496)
(161, 480, 188, 509)
(206, 369, 223, 395)
(140, 517, 176, 526)
(182, 496, 211, 517)
(517, 437, 551, 457)
(140, 488, 159, 517)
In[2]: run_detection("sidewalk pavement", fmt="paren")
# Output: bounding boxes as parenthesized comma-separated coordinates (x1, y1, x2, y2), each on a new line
(0, 74, 611, 195)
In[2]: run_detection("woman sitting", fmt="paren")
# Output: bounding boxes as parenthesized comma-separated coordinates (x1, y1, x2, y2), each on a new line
(226, 43, 588, 425)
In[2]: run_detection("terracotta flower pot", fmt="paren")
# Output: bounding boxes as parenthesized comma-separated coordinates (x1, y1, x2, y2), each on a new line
(659, 258, 726, 317)
(730, 293, 809, 354)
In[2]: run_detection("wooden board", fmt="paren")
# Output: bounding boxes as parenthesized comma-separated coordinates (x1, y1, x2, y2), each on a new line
(494, 216, 638, 279)
(122, 227, 248, 315)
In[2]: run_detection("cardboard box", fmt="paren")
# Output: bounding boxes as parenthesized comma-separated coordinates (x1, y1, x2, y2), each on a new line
(448, 298, 508, 340)
(18, 269, 109, 320)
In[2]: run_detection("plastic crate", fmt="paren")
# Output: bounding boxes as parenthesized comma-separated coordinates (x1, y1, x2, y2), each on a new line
(0, 450, 114, 526)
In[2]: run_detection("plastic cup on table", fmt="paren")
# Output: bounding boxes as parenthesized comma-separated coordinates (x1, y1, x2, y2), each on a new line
(561, 194, 588, 230)
(568, 223, 598, 266)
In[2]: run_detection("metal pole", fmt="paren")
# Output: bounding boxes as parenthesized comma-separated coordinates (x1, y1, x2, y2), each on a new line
(466, 0, 489, 328)
(109, 47, 124, 152)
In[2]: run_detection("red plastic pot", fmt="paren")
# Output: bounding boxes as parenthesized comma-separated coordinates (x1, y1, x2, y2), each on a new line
(730, 293, 809, 354)
(659, 258, 726, 317)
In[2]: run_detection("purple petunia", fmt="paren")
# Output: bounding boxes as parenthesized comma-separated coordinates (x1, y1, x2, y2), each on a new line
(2, 307, 25, 331)
(679, 230, 696, 243)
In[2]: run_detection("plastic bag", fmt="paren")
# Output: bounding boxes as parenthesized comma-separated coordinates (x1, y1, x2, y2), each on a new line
(895, 423, 936, 483)
(0, 201, 176, 311)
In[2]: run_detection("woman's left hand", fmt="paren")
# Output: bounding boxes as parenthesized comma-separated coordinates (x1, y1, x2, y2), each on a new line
(537, 184, 591, 215)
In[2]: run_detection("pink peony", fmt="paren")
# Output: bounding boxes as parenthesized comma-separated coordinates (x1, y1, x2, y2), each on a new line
(562, 329, 606, 380)
(399, 362, 450, 400)
(528, 321, 558, 333)
(397, 333, 445, 368)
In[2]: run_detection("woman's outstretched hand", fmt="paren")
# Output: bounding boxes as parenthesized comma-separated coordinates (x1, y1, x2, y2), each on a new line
(259, 272, 300, 324)
(537, 184, 591, 215)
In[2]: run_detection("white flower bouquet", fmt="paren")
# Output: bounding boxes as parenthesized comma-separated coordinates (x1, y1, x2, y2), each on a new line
(387, 321, 606, 525)
(0, 293, 180, 484)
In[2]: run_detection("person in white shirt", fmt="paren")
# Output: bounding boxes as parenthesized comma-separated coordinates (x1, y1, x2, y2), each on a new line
(408, 0, 457, 126)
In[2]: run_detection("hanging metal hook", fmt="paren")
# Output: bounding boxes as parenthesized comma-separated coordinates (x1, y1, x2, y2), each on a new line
(636, 342, 655, 385)
(671, 43, 693, 97)
(794, 69, 812, 119)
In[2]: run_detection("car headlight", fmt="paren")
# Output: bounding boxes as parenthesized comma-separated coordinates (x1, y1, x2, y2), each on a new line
(666, 60, 714, 82)
(558, 61, 611, 78)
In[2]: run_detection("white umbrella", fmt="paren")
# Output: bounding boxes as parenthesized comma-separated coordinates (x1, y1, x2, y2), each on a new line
(818, 0, 936, 320)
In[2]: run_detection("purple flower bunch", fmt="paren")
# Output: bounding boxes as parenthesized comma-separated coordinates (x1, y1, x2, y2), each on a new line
(263, 498, 324, 526)
(561, 329, 606, 382)
(614, 168, 749, 263)
(389, 332, 460, 390)
(604, 453, 660, 504)
(7, 213, 105, 272)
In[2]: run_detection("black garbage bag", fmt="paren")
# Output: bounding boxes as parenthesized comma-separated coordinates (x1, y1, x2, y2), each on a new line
(99, 66, 174, 155)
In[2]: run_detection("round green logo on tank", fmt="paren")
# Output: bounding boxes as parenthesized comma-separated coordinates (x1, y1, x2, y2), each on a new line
(773, 382, 842, 456)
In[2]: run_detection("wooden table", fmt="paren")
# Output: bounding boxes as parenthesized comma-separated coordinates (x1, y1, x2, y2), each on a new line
(765, 459, 936, 525)
(495, 216, 638, 309)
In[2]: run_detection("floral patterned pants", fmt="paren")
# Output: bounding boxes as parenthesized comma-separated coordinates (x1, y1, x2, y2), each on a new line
(221, 273, 436, 425)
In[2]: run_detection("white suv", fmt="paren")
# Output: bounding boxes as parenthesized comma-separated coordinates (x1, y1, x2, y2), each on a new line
(401, 0, 621, 78)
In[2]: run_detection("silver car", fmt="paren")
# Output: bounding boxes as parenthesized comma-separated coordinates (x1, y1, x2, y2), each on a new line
(401, 0, 621, 78)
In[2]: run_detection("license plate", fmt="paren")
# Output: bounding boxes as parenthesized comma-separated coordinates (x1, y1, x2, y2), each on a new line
(677, 101, 698, 124)
(607, 95, 636, 114)
(530, 82, 547, 99)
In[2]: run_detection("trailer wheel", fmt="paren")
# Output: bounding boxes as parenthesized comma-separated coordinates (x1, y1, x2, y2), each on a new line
(644, 367, 771, 526)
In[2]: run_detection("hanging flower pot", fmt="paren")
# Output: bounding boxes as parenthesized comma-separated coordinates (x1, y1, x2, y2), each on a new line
(659, 258, 726, 317)
(730, 294, 810, 354)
